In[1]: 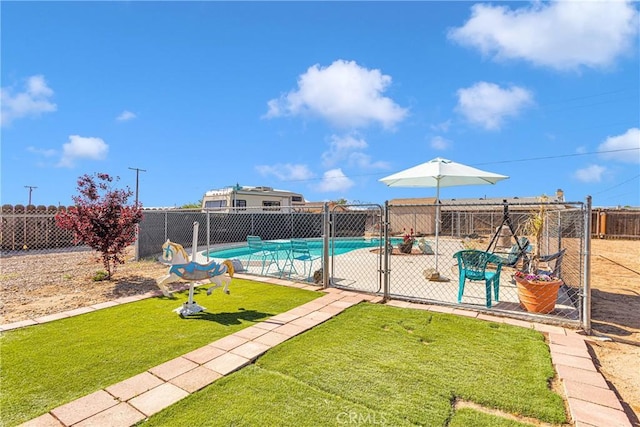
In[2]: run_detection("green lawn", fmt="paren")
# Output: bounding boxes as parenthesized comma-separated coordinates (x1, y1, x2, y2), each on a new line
(142, 303, 567, 426)
(0, 279, 320, 426)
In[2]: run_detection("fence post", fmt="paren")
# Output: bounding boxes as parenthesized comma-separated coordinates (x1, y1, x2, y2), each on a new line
(583, 196, 592, 334)
(413, 212, 417, 237)
(23, 211, 27, 250)
(597, 210, 604, 238)
(134, 224, 140, 261)
(322, 202, 330, 289)
(383, 201, 390, 302)
(557, 213, 562, 253)
(206, 212, 211, 262)
(164, 211, 168, 242)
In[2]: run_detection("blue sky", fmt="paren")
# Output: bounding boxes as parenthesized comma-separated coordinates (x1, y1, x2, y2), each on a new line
(2, 1, 639, 208)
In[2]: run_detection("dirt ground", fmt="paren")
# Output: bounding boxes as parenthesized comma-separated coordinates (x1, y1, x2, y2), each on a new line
(1, 240, 638, 423)
(587, 239, 640, 425)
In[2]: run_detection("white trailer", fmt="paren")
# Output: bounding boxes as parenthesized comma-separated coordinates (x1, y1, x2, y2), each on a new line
(201, 185, 306, 212)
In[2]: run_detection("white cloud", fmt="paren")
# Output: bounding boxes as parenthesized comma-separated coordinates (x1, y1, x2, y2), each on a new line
(316, 169, 354, 192)
(322, 134, 368, 167)
(255, 163, 315, 181)
(456, 81, 534, 130)
(576, 146, 588, 154)
(430, 136, 451, 150)
(264, 59, 408, 129)
(116, 110, 137, 121)
(598, 128, 640, 164)
(322, 134, 389, 170)
(574, 164, 606, 183)
(347, 152, 390, 170)
(57, 135, 109, 168)
(448, 1, 639, 71)
(430, 120, 452, 133)
(1, 75, 57, 126)
(27, 146, 57, 157)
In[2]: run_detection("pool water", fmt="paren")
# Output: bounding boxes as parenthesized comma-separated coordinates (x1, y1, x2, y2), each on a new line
(203, 238, 402, 260)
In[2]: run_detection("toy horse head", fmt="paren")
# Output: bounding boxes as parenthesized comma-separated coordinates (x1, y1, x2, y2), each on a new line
(161, 239, 190, 264)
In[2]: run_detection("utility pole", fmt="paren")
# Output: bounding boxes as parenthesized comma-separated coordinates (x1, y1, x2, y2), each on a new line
(128, 167, 146, 206)
(128, 167, 146, 262)
(25, 186, 37, 205)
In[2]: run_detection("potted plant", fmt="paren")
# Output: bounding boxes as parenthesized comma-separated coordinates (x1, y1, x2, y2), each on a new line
(514, 196, 563, 314)
(514, 270, 563, 314)
(398, 228, 415, 254)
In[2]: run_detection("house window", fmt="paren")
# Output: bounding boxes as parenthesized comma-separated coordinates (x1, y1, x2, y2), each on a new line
(204, 200, 227, 209)
(233, 199, 246, 210)
(291, 196, 303, 202)
(262, 201, 281, 211)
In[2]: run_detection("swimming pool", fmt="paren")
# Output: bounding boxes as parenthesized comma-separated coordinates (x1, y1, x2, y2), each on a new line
(202, 237, 402, 260)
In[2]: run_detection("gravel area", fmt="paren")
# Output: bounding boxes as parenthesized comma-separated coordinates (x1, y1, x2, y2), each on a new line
(0, 247, 167, 324)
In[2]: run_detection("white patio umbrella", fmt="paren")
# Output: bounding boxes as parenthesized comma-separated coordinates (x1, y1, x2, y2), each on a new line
(379, 157, 508, 277)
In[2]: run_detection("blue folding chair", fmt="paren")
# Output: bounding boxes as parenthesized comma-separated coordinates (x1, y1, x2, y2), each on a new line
(287, 239, 321, 281)
(453, 250, 503, 308)
(495, 237, 531, 268)
(538, 248, 566, 278)
(246, 235, 278, 275)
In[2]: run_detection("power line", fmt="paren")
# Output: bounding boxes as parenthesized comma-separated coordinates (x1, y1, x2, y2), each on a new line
(538, 88, 629, 107)
(550, 120, 631, 134)
(597, 191, 640, 202)
(470, 148, 640, 167)
(542, 95, 638, 114)
(593, 174, 640, 196)
(278, 147, 640, 184)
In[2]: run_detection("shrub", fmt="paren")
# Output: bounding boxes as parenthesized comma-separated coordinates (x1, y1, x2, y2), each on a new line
(55, 173, 143, 280)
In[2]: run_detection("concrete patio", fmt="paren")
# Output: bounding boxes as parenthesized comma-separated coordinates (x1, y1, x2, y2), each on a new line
(222, 238, 581, 326)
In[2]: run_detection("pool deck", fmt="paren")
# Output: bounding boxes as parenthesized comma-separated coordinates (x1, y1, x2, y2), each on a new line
(3, 276, 632, 427)
(206, 240, 580, 325)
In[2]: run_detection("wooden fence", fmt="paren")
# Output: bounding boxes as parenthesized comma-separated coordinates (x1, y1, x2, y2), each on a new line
(1, 204, 78, 251)
(591, 208, 640, 240)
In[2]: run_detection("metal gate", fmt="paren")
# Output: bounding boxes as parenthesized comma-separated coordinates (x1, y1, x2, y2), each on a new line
(328, 204, 385, 295)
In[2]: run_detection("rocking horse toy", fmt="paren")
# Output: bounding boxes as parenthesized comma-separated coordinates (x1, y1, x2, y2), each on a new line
(157, 222, 234, 316)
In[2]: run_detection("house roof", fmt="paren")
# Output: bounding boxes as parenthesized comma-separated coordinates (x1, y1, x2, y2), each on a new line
(300, 202, 350, 213)
(388, 195, 571, 211)
(388, 197, 438, 205)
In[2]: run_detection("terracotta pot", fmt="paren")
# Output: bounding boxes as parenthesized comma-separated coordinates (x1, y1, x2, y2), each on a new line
(514, 276, 562, 314)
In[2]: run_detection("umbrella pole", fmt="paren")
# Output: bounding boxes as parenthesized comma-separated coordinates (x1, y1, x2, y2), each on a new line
(435, 183, 440, 272)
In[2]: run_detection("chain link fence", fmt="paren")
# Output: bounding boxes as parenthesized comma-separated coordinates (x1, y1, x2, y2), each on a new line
(138, 200, 590, 328)
(137, 206, 378, 285)
(2, 200, 592, 328)
(384, 200, 588, 327)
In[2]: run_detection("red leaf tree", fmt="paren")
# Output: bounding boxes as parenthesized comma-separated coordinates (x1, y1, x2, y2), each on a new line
(55, 173, 143, 279)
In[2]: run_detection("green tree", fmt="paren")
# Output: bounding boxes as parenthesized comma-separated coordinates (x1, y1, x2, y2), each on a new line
(180, 200, 202, 209)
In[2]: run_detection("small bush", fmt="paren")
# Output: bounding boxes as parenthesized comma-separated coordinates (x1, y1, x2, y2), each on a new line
(92, 270, 109, 281)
